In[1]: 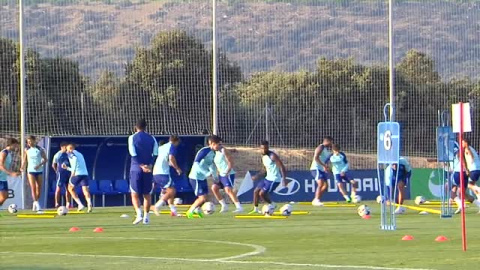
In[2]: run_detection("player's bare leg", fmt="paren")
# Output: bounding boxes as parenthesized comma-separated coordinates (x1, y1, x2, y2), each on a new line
(337, 183, 351, 202)
(187, 195, 206, 218)
(313, 179, 327, 206)
(82, 186, 92, 213)
(249, 187, 261, 214)
(68, 184, 85, 212)
(224, 186, 243, 213)
(211, 183, 228, 213)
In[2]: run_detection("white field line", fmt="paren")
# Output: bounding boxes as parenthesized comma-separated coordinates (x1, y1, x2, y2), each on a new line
(0, 236, 435, 270)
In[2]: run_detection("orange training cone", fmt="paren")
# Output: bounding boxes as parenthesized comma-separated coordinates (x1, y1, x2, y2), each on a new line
(93, 227, 104, 233)
(69, 227, 80, 232)
(362, 215, 371, 220)
(435, 236, 448, 242)
(402, 235, 414, 241)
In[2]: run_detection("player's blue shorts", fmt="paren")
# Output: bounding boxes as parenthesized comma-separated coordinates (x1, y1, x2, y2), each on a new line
(469, 170, 480, 183)
(392, 171, 411, 186)
(214, 174, 235, 189)
(334, 173, 350, 183)
(311, 169, 328, 181)
(257, 179, 280, 193)
(452, 172, 468, 188)
(56, 171, 71, 187)
(189, 179, 208, 196)
(0, 181, 8, 192)
(129, 170, 153, 195)
(29, 172, 43, 176)
(70, 175, 89, 187)
(153, 174, 173, 190)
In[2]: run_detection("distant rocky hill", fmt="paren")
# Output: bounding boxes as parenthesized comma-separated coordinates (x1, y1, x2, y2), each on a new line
(0, 0, 478, 80)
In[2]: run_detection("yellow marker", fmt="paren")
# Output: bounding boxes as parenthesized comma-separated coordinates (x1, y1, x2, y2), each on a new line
(17, 214, 56, 219)
(298, 202, 341, 205)
(394, 204, 441, 214)
(323, 204, 357, 207)
(235, 215, 287, 219)
(42, 211, 85, 215)
(273, 211, 309, 215)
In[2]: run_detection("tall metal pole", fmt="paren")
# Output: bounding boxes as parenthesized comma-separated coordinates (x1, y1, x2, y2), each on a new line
(19, 0, 27, 210)
(212, 0, 218, 135)
(388, 0, 395, 121)
(265, 103, 269, 142)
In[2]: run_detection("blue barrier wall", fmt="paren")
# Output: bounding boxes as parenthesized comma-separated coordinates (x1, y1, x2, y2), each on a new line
(43, 135, 206, 207)
(238, 170, 410, 203)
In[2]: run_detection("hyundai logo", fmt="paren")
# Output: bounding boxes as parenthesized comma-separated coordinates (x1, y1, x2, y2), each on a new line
(273, 178, 300, 196)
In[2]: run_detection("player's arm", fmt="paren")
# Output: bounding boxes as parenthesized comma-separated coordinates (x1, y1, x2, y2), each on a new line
(52, 155, 58, 172)
(461, 150, 470, 176)
(168, 143, 182, 175)
(20, 149, 27, 172)
(0, 151, 19, 177)
(223, 147, 234, 175)
(35, 148, 48, 170)
(62, 156, 76, 176)
(340, 153, 349, 176)
(314, 145, 329, 171)
(208, 164, 219, 182)
(272, 153, 287, 187)
(252, 167, 266, 181)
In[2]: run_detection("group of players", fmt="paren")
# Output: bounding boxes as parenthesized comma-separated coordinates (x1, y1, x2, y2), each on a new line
(1, 119, 480, 220)
(0, 136, 91, 213)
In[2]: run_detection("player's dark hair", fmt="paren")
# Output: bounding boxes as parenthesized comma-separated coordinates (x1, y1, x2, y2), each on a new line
(261, 140, 269, 146)
(332, 144, 341, 151)
(6, 138, 19, 146)
(67, 142, 77, 148)
(463, 138, 471, 145)
(323, 136, 333, 142)
(170, 135, 180, 143)
(60, 141, 69, 147)
(136, 118, 147, 130)
(27, 135, 36, 141)
(209, 135, 222, 144)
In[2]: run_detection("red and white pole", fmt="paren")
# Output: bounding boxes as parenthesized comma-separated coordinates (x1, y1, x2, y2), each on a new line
(459, 102, 467, 251)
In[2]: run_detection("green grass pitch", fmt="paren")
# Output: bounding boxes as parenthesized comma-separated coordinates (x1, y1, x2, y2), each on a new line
(1, 202, 479, 270)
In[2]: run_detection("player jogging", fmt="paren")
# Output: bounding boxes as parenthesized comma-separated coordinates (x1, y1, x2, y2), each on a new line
(310, 136, 333, 206)
(462, 139, 480, 207)
(209, 135, 243, 213)
(250, 141, 287, 214)
(52, 142, 72, 208)
(128, 119, 158, 225)
(152, 135, 182, 217)
(186, 142, 217, 218)
(328, 144, 357, 203)
(62, 143, 93, 213)
(450, 145, 480, 214)
(391, 157, 412, 214)
(21, 136, 48, 212)
(0, 138, 20, 208)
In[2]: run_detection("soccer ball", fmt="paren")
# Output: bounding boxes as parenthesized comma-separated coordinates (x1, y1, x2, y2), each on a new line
(7, 204, 17, 214)
(202, 202, 215, 215)
(262, 204, 274, 216)
(280, 204, 292, 216)
(57, 206, 68, 216)
(414, 196, 426, 205)
(376, 195, 385, 204)
(352, 195, 362, 203)
(357, 205, 371, 217)
(173, 198, 183, 205)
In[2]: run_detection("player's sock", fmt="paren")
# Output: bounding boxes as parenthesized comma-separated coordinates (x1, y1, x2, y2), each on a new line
(351, 191, 356, 197)
(86, 197, 92, 208)
(473, 200, 480, 209)
(220, 200, 228, 213)
(343, 195, 351, 202)
(169, 204, 177, 214)
(66, 202, 71, 209)
(143, 212, 150, 224)
(155, 200, 166, 208)
(36, 201, 42, 211)
(32, 201, 37, 211)
(234, 202, 242, 210)
(454, 197, 463, 214)
(136, 208, 142, 218)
